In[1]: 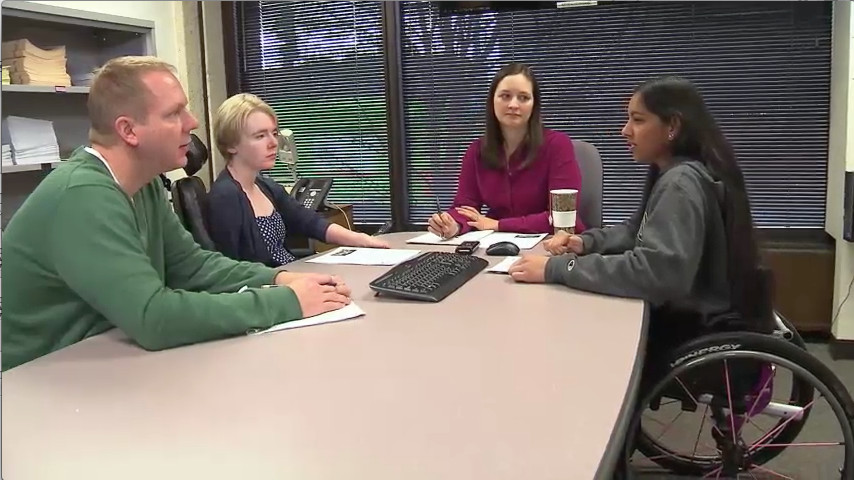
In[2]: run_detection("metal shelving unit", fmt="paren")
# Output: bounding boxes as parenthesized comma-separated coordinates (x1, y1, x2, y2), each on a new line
(1, 1, 156, 229)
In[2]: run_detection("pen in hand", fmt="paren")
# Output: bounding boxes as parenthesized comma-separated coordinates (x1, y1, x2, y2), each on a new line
(435, 195, 446, 239)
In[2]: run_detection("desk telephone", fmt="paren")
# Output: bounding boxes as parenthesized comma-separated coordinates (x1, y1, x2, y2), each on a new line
(292, 178, 333, 211)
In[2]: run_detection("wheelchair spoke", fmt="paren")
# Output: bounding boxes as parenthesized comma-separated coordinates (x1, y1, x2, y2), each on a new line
(642, 411, 719, 453)
(640, 439, 720, 460)
(737, 365, 776, 436)
(675, 375, 701, 406)
(748, 395, 820, 453)
(742, 416, 770, 437)
(642, 453, 693, 462)
(692, 405, 710, 458)
(701, 465, 722, 479)
(654, 410, 683, 442)
(673, 376, 700, 403)
(723, 359, 738, 443)
(671, 374, 727, 449)
(754, 441, 843, 448)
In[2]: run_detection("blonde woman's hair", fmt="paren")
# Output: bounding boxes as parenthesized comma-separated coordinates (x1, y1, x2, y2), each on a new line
(213, 93, 278, 161)
(88, 55, 177, 145)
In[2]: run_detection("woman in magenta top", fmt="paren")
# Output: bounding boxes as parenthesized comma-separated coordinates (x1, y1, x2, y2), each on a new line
(428, 62, 585, 238)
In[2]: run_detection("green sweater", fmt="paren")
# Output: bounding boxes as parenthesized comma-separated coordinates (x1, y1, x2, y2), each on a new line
(2, 149, 304, 371)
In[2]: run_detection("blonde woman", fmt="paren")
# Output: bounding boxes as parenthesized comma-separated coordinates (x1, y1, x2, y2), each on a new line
(208, 93, 388, 267)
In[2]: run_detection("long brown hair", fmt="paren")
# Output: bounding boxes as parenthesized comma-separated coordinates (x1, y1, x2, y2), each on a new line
(480, 62, 544, 169)
(636, 76, 773, 332)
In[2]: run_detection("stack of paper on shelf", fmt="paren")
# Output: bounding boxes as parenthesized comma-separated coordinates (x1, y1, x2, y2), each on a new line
(2, 144, 12, 167)
(1, 116, 61, 166)
(1, 39, 70, 87)
(1, 66, 10, 85)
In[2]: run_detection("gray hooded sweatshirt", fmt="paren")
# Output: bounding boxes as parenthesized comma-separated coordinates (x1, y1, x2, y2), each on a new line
(545, 159, 731, 318)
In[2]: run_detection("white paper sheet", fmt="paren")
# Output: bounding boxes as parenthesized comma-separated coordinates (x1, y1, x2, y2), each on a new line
(405, 229, 494, 246)
(251, 302, 365, 335)
(486, 256, 521, 274)
(480, 232, 547, 250)
(2, 116, 61, 165)
(306, 247, 421, 266)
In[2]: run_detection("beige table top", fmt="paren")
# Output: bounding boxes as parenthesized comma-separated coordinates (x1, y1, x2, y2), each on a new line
(2, 232, 647, 480)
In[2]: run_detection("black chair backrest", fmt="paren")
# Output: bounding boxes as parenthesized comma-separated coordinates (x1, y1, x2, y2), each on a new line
(172, 175, 216, 251)
(184, 134, 208, 177)
(171, 134, 216, 251)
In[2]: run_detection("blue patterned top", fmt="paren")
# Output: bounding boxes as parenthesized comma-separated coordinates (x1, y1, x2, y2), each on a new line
(255, 211, 296, 266)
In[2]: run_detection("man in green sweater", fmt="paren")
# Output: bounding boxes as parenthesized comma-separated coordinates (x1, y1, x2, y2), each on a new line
(2, 56, 351, 371)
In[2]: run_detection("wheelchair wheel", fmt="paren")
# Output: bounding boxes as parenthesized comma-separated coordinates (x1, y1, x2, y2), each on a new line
(635, 314, 816, 473)
(626, 332, 854, 478)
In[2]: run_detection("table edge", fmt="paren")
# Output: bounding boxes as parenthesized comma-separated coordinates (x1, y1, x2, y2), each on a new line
(593, 300, 650, 479)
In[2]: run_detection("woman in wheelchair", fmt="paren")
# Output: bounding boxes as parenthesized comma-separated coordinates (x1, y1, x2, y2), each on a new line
(510, 76, 854, 478)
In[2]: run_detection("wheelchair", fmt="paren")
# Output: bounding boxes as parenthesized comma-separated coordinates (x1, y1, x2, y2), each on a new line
(621, 310, 854, 479)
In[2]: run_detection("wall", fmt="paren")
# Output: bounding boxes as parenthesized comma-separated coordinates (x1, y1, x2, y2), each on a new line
(201, 1, 228, 178)
(828, 1, 854, 342)
(174, 1, 211, 186)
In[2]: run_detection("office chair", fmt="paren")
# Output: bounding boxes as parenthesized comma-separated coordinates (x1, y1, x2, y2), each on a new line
(571, 139, 603, 229)
(171, 134, 216, 251)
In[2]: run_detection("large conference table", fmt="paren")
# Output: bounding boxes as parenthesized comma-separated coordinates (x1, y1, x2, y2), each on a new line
(2, 232, 648, 480)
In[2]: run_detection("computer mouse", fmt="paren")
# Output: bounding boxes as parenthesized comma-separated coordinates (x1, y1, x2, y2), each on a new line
(485, 241, 520, 256)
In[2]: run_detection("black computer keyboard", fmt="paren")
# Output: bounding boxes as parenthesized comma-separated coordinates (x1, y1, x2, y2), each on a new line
(369, 251, 489, 302)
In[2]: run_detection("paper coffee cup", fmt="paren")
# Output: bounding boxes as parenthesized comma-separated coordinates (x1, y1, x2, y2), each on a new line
(550, 188, 577, 235)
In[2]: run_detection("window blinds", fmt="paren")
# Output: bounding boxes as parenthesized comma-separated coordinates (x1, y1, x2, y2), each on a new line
(400, 1, 832, 228)
(236, 1, 391, 224)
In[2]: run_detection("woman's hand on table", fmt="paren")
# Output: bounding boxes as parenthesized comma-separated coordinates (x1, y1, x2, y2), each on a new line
(274, 272, 351, 297)
(543, 231, 584, 256)
(455, 206, 498, 231)
(288, 276, 351, 317)
(356, 233, 390, 249)
(428, 212, 460, 239)
(508, 255, 549, 284)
